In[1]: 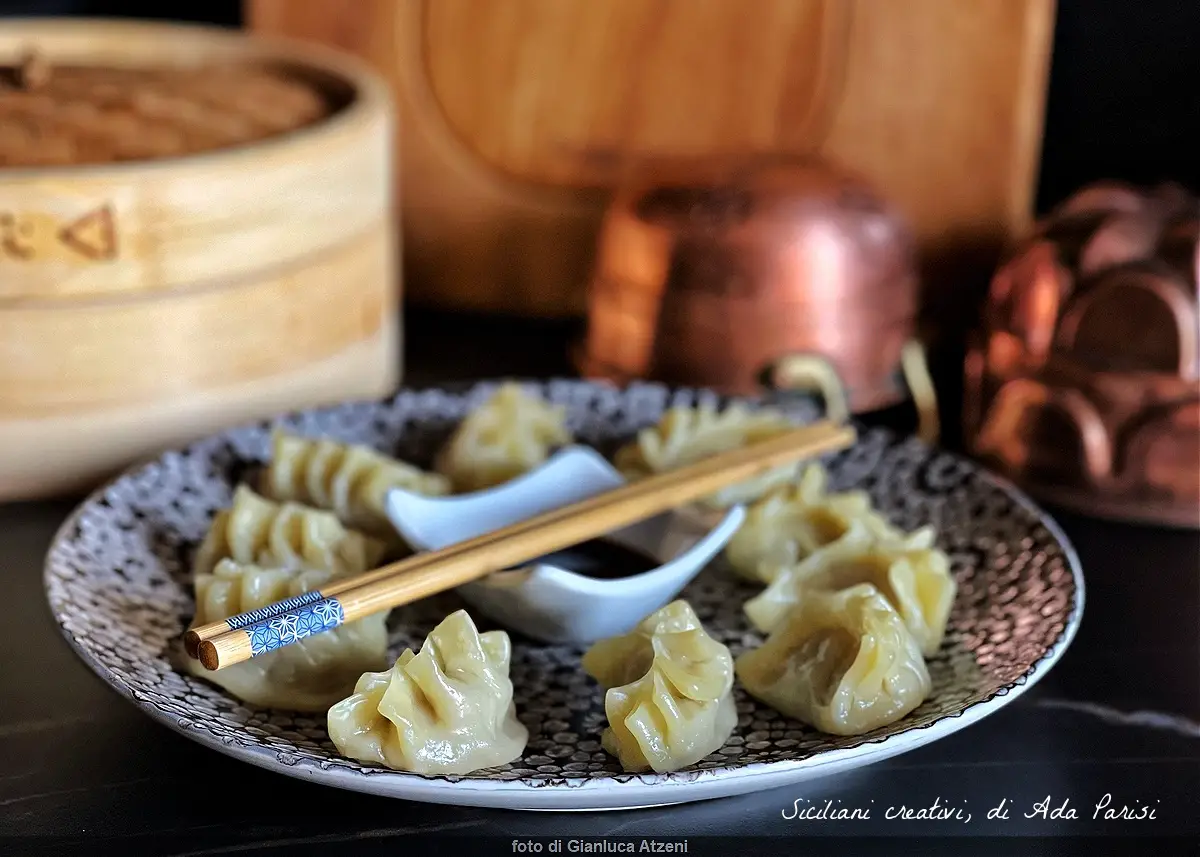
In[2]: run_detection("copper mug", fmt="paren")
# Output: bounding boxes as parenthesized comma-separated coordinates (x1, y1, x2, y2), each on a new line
(579, 156, 938, 441)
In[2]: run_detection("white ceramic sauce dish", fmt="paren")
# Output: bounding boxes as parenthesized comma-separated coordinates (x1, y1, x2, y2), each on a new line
(384, 446, 745, 643)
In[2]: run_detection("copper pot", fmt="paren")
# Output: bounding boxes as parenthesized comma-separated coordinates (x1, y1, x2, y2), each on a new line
(579, 156, 937, 437)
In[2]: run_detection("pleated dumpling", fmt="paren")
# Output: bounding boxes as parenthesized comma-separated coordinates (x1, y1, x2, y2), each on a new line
(744, 521, 956, 657)
(736, 584, 932, 736)
(262, 430, 450, 538)
(436, 383, 572, 493)
(193, 485, 386, 578)
(327, 610, 528, 775)
(187, 559, 389, 711)
(725, 464, 902, 584)
(614, 402, 797, 508)
(582, 601, 736, 773)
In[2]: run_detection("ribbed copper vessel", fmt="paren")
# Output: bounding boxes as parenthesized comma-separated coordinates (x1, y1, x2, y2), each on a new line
(965, 181, 1199, 528)
(579, 157, 919, 414)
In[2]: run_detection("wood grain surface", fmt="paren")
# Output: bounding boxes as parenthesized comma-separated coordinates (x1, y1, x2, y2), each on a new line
(250, 0, 1056, 318)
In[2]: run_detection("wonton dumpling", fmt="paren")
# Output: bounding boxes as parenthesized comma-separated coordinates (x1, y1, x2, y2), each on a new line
(725, 464, 902, 584)
(193, 485, 385, 578)
(263, 430, 449, 538)
(435, 383, 572, 493)
(614, 402, 797, 508)
(327, 610, 527, 775)
(582, 601, 736, 773)
(736, 584, 931, 736)
(743, 521, 956, 657)
(187, 559, 389, 711)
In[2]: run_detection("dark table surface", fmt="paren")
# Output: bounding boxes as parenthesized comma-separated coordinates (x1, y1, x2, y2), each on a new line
(2, 313, 1198, 857)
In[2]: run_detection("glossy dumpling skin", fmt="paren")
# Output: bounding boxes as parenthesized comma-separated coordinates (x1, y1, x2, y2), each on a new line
(582, 601, 736, 773)
(262, 430, 450, 539)
(435, 383, 572, 493)
(193, 485, 385, 577)
(725, 464, 902, 584)
(327, 610, 528, 775)
(614, 402, 797, 508)
(186, 559, 389, 711)
(736, 584, 932, 736)
(743, 521, 956, 657)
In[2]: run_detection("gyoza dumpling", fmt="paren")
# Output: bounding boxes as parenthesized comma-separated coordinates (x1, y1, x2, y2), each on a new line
(435, 383, 572, 492)
(582, 601, 736, 773)
(187, 559, 389, 711)
(262, 430, 450, 538)
(193, 485, 385, 577)
(744, 521, 956, 657)
(725, 464, 903, 583)
(327, 610, 527, 775)
(736, 584, 932, 736)
(614, 402, 797, 508)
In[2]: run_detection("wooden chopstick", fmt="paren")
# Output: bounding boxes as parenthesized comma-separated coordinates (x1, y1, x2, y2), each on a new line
(184, 439, 722, 658)
(182, 479, 591, 659)
(193, 420, 855, 671)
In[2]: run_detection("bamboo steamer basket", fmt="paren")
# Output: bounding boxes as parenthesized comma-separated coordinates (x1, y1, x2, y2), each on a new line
(0, 20, 399, 502)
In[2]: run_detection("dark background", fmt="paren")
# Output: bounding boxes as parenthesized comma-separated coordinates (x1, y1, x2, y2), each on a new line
(1, 0, 1198, 209)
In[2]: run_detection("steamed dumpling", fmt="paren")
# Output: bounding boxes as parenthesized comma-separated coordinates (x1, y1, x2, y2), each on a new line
(263, 430, 449, 538)
(327, 610, 528, 775)
(193, 485, 386, 577)
(743, 521, 956, 657)
(614, 402, 797, 508)
(725, 464, 902, 584)
(736, 584, 932, 736)
(436, 383, 572, 493)
(582, 601, 736, 773)
(187, 559, 389, 711)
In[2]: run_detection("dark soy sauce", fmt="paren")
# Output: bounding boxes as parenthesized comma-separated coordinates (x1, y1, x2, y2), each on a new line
(530, 538, 660, 579)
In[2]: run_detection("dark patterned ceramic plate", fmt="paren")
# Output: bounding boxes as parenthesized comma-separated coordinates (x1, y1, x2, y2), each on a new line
(44, 380, 1084, 810)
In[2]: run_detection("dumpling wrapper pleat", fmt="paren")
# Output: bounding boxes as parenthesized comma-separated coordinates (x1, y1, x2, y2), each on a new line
(744, 521, 956, 658)
(583, 600, 736, 774)
(737, 583, 932, 736)
(724, 464, 904, 584)
(327, 610, 528, 775)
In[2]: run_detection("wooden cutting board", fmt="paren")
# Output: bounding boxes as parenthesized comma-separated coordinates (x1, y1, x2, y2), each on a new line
(250, 0, 1056, 318)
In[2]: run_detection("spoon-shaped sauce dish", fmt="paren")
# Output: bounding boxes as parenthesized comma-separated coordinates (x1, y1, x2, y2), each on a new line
(385, 446, 745, 643)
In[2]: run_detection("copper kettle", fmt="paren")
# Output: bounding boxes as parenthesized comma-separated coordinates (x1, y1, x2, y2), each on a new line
(579, 156, 938, 440)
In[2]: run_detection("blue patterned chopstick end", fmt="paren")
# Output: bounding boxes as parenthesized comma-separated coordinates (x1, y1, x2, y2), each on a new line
(240, 596, 346, 657)
(224, 590, 326, 630)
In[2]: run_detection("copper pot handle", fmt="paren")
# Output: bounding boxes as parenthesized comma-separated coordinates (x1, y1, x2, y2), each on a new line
(760, 352, 851, 425)
(899, 340, 941, 445)
(760, 339, 941, 445)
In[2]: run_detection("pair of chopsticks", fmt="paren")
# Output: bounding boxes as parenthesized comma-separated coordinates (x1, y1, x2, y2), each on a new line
(186, 420, 855, 671)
